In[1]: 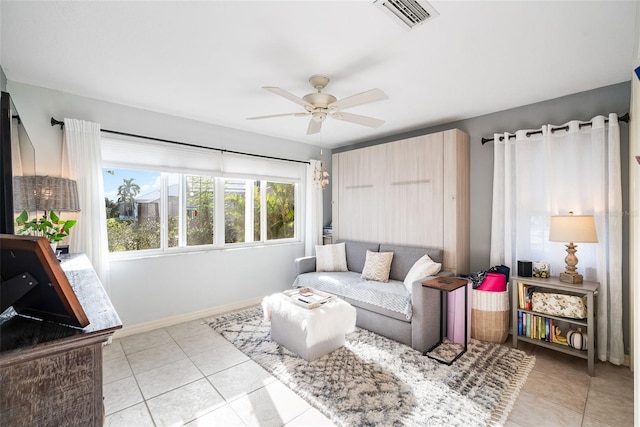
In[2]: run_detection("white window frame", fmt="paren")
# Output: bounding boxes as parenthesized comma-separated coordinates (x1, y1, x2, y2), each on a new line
(104, 167, 302, 259)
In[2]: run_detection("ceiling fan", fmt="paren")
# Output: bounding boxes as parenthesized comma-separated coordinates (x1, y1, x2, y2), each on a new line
(248, 75, 388, 135)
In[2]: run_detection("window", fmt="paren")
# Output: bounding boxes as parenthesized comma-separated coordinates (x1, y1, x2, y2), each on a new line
(185, 175, 215, 247)
(104, 169, 162, 252)
(101, 137, 304, 255)
(266, 181, 295, 240)
(224, 179, 251, 244)
(103, 169, 298, 254)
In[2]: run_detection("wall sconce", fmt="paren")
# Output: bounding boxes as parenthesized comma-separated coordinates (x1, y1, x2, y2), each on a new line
(549, 211, 598, 284)
(313, 160, 330, 190)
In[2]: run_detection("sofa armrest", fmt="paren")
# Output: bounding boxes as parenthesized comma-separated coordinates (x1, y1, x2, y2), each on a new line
(295, 256, 316, 275)
(410, 279, 442, 353)
(408, 270, 453, 291)
(409, 271, 452, 353)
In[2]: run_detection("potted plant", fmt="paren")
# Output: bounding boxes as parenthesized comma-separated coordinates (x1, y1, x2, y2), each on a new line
(15, 209, 77, 250)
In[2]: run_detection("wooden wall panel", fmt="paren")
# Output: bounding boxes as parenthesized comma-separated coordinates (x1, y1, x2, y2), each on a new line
(383, 133, 443, 246)
(332, 129, 469, 275)
(334, 144, 387, 241)
(443, 129, 470, 274)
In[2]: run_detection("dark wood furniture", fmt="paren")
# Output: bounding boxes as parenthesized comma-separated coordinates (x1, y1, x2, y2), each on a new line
(0, 254, 122, 426)
(422, 276, 469, 365)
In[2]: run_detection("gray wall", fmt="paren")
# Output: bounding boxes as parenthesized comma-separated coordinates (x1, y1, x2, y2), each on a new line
(333, 81, 632, 354)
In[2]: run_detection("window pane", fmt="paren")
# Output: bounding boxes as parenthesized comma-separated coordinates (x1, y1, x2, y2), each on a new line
(103, 168, 161, 252)
(224, 179, 246, 243)
(266, 182, 295, 240)
(253, 180, 260, 242)
(167, 174, 180, 248)
(186, 175, 214, 246)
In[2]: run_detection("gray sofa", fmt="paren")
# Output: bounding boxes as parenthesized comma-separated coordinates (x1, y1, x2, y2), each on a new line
(293, 240, 451, 353)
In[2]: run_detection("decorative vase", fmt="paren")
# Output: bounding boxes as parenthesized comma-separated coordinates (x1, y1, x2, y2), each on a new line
(50, 241, 58, 253)
(567, 328, 588, 350)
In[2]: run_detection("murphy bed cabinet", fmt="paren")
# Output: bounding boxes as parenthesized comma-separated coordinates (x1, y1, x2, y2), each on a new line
(511, 275, 598, 376)
(331, 129, 469, 276)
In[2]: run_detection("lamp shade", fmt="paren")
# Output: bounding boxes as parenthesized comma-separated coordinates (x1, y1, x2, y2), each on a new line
(13, 176, 80, 212)
(549, 214, 598, 243)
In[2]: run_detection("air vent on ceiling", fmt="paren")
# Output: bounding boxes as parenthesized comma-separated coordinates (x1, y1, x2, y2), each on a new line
(374, 0, 439, 30)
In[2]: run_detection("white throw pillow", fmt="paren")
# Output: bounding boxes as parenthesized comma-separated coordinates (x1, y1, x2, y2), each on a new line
(403, 254, 442, 293)
(315, 243, 348, 272)
(361, 250, 394, 282)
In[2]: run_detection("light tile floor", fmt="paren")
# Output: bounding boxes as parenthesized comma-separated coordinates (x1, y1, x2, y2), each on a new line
(103, 317, 634, 426)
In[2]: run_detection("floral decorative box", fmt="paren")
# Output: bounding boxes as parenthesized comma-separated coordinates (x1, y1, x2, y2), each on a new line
(531, 292, 587, 319)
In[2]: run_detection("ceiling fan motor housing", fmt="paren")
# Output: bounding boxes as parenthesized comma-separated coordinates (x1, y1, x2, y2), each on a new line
(303, 93, 337, 110)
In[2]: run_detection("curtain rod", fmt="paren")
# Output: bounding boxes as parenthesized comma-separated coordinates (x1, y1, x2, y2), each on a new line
(50, 117, 311, 165)
(481, 112, 630, 145)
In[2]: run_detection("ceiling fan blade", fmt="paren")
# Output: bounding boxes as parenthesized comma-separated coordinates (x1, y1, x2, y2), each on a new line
(247, 112, 308, 120)
(332, 112, 385, 128)
(307, 118, 323, 135)
(328, 88, 388, 111)
(263, 86, 312, 109)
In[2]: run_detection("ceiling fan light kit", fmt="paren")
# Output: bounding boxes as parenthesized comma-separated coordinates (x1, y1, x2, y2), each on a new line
(248, 75, 388, 135)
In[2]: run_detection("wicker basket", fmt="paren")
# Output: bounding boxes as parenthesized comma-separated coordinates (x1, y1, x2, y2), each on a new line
(471, 289, 509, 343)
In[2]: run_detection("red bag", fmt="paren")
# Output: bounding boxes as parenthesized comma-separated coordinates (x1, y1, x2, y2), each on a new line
(477, 272, 506, 292)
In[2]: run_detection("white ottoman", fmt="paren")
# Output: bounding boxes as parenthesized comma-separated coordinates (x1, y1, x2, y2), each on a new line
(262, 292, 356, 361)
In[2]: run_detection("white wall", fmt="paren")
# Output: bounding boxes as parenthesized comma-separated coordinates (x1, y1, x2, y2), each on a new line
(109, 243, 303, 327)
(7, 81, 323, 329)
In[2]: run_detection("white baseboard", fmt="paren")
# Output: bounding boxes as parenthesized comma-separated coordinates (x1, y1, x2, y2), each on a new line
(112, 297, 263, 339)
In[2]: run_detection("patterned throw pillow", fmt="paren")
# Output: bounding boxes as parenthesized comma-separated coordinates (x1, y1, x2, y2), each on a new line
(315, 242, 348, 272)
(361, 250, 394, 282)
(403, 255, 442, 293)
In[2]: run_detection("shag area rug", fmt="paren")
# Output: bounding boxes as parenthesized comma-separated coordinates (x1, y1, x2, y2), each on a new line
(207, 306, 535, 427)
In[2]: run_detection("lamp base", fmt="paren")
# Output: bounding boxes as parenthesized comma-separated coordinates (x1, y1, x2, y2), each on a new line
(559, 272, 583, 284)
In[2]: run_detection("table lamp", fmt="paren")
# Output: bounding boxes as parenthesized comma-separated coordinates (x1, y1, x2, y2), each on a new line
(13, 176, 80, 212)
(549, 212, 598, 284)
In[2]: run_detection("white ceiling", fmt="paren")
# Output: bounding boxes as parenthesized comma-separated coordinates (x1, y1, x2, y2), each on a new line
(1, 1, 637, 149)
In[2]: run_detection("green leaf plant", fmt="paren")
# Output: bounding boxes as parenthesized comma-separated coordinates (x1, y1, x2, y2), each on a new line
(15, 210, 77, 243)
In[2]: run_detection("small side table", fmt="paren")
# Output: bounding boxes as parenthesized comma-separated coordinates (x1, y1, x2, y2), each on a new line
(422, 276, 469, 365)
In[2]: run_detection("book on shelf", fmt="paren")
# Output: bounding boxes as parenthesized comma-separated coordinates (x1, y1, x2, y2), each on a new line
(517, 282, 536, 310)
(518, 312, 569, 345)
(517, 282, 561, 342)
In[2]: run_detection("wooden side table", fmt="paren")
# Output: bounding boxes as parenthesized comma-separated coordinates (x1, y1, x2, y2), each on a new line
(422, 277, 469, 365)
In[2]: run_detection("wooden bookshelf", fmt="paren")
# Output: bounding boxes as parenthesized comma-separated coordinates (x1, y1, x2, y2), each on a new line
(511, 275, 598, 376)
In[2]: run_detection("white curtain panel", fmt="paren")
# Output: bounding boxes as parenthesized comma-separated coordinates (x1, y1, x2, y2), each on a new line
(62, 119, 110, 289)
(490, 114, 623, 364)
(305, 160, 323, 256)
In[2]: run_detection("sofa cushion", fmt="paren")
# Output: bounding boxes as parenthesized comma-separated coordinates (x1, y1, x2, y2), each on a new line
(361, 250, 394, 282)
(403, 254, 442, 293)
(379, 244, 444, 282)
(341, 296, 409, 323)
(315, 243, 348, 272)
(337, 240, 380, 273)
(293, 271, 412, 320)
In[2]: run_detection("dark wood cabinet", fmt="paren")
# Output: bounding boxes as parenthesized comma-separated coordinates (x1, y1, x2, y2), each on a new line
(0, 254, 122, 426)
